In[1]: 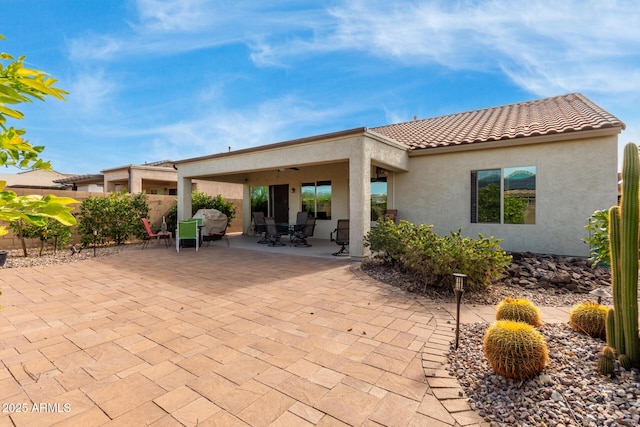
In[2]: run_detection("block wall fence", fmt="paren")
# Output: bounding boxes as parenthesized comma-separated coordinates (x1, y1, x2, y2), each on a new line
(0, 189, 243, 251)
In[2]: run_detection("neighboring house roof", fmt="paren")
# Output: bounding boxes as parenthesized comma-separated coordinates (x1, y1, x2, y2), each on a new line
(0, 168, 70, 189)
(370, 93, 625, 150)
(53, 174, 104, 185)
(101, 160, 175, 173)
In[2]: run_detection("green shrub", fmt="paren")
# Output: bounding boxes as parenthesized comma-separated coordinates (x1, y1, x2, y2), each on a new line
(165, 191, 237, 232)
(364, 219, 426, 266)
(9, 217, 73, 256)
(364, 221, 511, 292)
(583, 209, 610, 268)
(77, 192, 149, 245)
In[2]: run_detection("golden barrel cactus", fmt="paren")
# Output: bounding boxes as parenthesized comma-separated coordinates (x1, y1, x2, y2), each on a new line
(483, 320, 549, 380)
(495, 297, 542, 327)
(569, 302, 608, 339)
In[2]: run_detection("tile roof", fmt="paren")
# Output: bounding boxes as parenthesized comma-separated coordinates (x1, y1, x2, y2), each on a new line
(370, 93, 625, 150)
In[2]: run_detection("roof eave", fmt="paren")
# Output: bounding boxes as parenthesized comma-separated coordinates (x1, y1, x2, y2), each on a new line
(407, 126, 624, 157)
(174, 127, 368, 165)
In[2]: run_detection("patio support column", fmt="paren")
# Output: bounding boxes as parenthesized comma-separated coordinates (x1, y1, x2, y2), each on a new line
(128, 167, 143, 194)
(104, 177, 116, 192)
(349, 144, 371, 259)
(177, 176, 192, 221)
(243, 184, 252, 235)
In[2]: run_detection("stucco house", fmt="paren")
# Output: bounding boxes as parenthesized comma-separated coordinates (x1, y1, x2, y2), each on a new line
(55, 160, 243, 198)
(174, 93, 625, 258)
(0, 169, 72, 190)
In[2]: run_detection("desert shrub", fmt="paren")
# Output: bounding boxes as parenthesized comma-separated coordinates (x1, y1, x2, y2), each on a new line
(366, 222, 511, 292)
(583, 209, 610, 268)
(569, 301, 608, 339)
(77, 192, 149, 245)
(9, 217, 73, 256)
(165, 191, 236, 233)
(483, 320, 549, 380)
(496, 298, 543, 327)
(365, 219, 430, 266)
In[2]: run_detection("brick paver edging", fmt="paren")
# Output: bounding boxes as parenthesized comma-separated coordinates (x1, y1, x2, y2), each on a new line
(350, 264, 487, 426)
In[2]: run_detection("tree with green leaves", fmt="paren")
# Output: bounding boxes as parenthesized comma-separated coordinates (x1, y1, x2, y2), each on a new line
(0, 34, 77, 237)
(166, 190, 236, 232)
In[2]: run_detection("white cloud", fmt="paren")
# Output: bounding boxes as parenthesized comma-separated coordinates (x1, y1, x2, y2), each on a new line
(68, 35, 125, 62)
(249, 0, 640, 98)
(359, 0, 633, 99)
(134, 0, 215, 33)
(65, 69, 118, 116)
(67, 1, 328, 62)
(147, 95, 347, 161)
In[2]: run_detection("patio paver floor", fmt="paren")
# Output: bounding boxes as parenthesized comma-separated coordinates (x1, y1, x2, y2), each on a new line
(0, 242, 492, 426)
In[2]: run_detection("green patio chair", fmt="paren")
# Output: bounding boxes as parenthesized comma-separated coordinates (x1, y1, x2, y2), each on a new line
(176, 219, 199, 252)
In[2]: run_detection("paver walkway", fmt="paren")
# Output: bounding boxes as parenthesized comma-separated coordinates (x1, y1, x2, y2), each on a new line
(0, 244, 494, 426)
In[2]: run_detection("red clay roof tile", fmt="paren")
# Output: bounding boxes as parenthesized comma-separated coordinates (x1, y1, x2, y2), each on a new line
(370, 93, 625, 150)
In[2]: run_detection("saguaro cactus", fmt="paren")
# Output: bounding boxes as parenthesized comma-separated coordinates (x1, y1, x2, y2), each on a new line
(608, 206, 625, 356)
(607, 142, 640, 367)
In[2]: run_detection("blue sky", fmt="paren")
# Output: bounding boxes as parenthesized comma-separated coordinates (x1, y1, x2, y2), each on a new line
(2, 0, 639, 174)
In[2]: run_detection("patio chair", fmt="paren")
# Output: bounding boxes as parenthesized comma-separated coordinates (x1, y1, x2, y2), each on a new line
(176, 219, 199, 252)
(332, 219, 349, 256)
(141, 218, 171, 249)
(290, 217, 316, 247)
(253, 211, 269, 244)
(264, 217, 287, 247)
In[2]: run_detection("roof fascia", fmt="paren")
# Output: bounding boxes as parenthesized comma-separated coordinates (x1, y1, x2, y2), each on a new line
(101, 164, 176, 173)
(407, 126, 623, 157)
(174, 127, 367, 165)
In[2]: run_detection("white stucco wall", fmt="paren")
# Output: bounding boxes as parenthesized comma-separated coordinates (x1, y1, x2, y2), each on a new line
(394, 135, 619, 256)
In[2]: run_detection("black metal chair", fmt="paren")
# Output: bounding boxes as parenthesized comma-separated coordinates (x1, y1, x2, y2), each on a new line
(265, 217, 287, 247)
(290, 217, 316, 247)
(253, 211, 269, 244)
(332, 219, 349, 256)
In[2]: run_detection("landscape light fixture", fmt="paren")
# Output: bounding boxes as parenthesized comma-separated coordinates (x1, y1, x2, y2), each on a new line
(93, 229, 97, 257)
(453, 273, 466, 350)
(589, 288, 612, 305)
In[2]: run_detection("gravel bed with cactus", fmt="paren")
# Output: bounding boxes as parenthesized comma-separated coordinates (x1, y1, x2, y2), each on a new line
(362, 258, 640, 426)
(449, 322, 640, 427)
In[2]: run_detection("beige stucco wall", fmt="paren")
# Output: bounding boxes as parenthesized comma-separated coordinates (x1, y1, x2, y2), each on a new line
(0, 169, 69, 188)
(194, 180, 243, 199)
(394, 135, 619, 256)
(243, 162, 350, 239)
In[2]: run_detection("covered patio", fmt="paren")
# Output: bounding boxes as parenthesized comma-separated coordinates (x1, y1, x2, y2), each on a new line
(173, 128, 410, 259)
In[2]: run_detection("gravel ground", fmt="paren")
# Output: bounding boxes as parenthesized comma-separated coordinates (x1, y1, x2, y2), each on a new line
(450, 323, 640, 427)
(361, 259, 640, 427)
(0, 245, 132, 269)
(360, 258, 612, 307)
